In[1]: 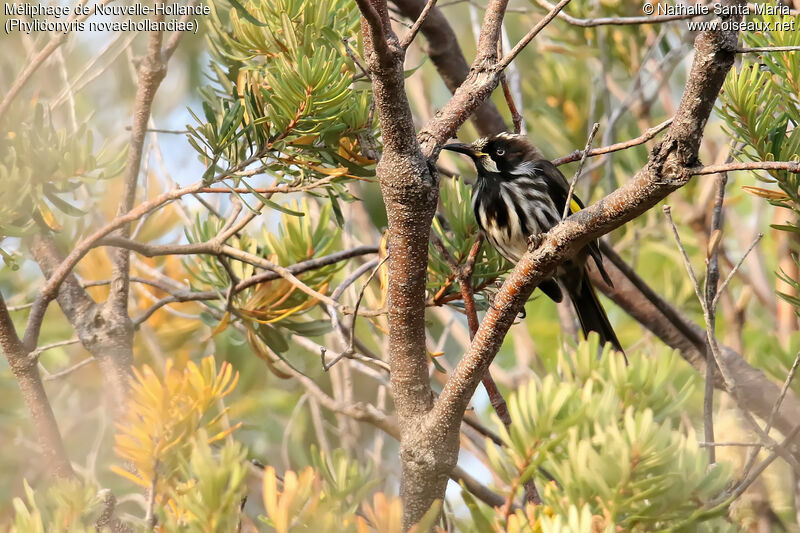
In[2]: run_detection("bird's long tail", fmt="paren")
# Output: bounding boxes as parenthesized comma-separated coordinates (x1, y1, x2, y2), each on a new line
(567, 272, 627, 363)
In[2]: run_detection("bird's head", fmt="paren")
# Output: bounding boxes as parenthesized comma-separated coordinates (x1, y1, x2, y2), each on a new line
(442, 133, 544, 178)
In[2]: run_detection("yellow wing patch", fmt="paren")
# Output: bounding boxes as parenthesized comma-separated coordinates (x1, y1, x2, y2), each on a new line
(570, 198, 582, 214)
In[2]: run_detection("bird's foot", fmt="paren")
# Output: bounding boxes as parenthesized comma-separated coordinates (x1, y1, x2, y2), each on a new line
(487, 292, 497, 311)
(527, 233, 545, 251)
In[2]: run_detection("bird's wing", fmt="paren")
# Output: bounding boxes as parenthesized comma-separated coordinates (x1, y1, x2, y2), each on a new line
(533, 159, 581, 213)
(535, 160, 614, 287)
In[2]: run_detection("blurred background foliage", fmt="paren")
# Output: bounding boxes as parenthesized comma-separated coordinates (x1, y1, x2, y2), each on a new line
(1, 0, 800, 530)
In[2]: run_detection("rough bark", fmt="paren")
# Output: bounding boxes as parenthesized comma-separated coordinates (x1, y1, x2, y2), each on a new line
(358, 0, 754, 525)
(391, 0, 509, 136)
(0, 294, 73, 478)
(357, 0, 452, 524)
(29, 234, 133, 414)
(430, 15, 743, 437)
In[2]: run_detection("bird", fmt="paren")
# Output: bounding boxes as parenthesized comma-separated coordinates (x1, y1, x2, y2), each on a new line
(442, 132, 626, 360)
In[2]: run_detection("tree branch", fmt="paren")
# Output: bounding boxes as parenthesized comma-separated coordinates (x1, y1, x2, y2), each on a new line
(108, 19, 167, 319)
(552, 117, 673, 166)
(400, 0, 438, 49)
(355, 0, 395, 68)
(534, 0, 700, 27)
(474, 0, 510, 65)
(428, 2, 744, 440)
(25, 151, 267, 348)
(390, 0, 509, 136)
(701, 171, 729, 464)
(27, 233, 131, 412)
(417, 0, 568, 156)
(691, 160, 800, 175)
(0, 5, 96, 120)
(498, 0, 571, 69)
(0, 293, 73, 478)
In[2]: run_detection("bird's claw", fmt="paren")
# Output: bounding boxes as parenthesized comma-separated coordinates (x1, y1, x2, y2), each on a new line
(487, 292, 497, 311)
(527, 233, 545, 250)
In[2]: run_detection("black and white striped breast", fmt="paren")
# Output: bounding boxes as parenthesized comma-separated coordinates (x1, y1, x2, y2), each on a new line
(471, 172, 561, 263)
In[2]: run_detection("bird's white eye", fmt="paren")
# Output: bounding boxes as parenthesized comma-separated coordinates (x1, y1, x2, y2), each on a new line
(496, 148, 505, 156)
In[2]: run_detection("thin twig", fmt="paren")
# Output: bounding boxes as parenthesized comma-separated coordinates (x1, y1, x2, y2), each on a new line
(702, 172, 728, 464)
(692, 160, 800, 175)
(144, 470, 158, 529)
(664, 206, 800, 474)
(534, 0, 700, 26)
(24, 149, 268, 351)
(0, 0, 98, 119)
(739, 351, 800, 482)
(130, 246, 380, 326)
(457, 235, 542, 506)
(662, 206, 704, 305)
(323, 255, 389, 370)
(6, 302, 34, 312)
(162, 0, 199, 59)
(51, 32, 132, 109)
(349, 253, 391, 351)
(713, 233, 764, 309)
(32, 337, 81, 358)
(736, 46, 800, 53)
(322, 258, 380, 369)
(220, 245, 348, 311)
(44, 357, 96, 381)
(765, 351, 800, 435)
(699, 441, 761, 447)
(499, 0, 571, 70)
(127, 127, 189, 134)
(343, 38, 372, 80)
(218, 257, 240, 311)
(552, 117, 673, 166)
(562, 122, 599, 221)
(726, 423, 800, 504)
(497, 35, 523, 134)
(400, 0, 438, 49)
(199, 174, 345, 195)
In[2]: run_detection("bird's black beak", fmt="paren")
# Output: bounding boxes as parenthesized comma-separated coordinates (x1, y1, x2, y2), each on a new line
(442, 142, 477, 157)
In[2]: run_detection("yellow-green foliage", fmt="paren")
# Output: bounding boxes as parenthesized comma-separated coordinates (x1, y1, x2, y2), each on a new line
(157, 435, 249, 532)
(260, 463, 441, 533)
(717, 14, 800, 330)
(188, 0, 375, 186)
(471, 336, 732, 532)
(10, 479, 104, 533)
(111, 355, 240, 494)
(212, 0, 367, 135)
(185, 198, 341, 362)
(0, 104, 124, 267)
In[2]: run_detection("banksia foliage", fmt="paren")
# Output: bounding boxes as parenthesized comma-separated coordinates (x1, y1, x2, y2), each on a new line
(111, 356, 240, 495)
(717, 12, 800, 393)
(0, 104, 123, 268)
(467, 337, 732, 532)
(156, 435, 249, 533)
(185, 199, 342, 367)
(260, 462, 441, 533)
(188, 0, 374, 195)
(10, 479, 105, 533)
